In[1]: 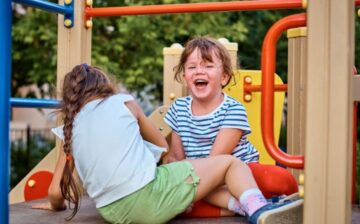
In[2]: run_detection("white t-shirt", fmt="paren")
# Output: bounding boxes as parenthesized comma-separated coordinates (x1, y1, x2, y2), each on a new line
(52, 94, 166, 208)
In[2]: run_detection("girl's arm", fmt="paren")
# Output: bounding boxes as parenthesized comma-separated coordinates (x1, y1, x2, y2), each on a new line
(163, 132, 186, 163)
(32, 144, 67, 211)
(209, 128, 243, 156)
(125, 100, 169, 150)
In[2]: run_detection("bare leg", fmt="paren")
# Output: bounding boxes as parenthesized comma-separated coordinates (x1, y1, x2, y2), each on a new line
(187, 155, 303, 223)
(188, 155, 258, 202)
(203, 185, 231, 209)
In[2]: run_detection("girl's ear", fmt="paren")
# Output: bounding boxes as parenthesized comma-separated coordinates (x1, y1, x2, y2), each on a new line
(182, 73, 187, 85)
(221, 73, 231, 87)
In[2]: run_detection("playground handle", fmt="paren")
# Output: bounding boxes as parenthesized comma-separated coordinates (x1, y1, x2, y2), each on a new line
(10, 98, 60, 108)
(86, 0, 360, 17)
(85, 0, 303, 17)
(261, 13, 306, 169)
(13, 0, 72, 15)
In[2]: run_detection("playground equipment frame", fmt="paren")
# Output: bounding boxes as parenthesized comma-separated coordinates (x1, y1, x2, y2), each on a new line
(13, 0, 74, 27)
(85, 0, 304, 17)
(10, 98, 60, 108)
(0, 1, 12, 222)
(261, 13, 306, 169)
(2, 0, 359, 223)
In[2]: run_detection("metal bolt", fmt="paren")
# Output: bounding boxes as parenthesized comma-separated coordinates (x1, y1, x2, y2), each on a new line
(244, 94, 252, 102)
(169, 93, 175, 100)
(244, 76, 252, 84)
(28, 179, 35, 188)
(299, 173, 305, 185)
(299, 186, 305, 198)
(64, 19, 72, 27)
(86, 0, 93, 6)
(85, 20, 93, 29)
(302, 0, 307, 9)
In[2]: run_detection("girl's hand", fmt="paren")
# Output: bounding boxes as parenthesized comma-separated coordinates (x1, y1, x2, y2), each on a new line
(161, 154, 178, 164)
(184, 203, 194, 214)
(32, 202, 66, 211)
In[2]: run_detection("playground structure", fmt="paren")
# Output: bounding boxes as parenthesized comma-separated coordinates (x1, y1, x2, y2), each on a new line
(1, 0, 360, 223)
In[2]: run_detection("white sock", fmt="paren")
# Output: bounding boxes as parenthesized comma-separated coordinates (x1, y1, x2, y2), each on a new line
(228, 196, 246, 216)
(239, 188, 267, 216)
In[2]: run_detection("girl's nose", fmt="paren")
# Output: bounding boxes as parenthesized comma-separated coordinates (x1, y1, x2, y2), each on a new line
(196, 65, 205, 74)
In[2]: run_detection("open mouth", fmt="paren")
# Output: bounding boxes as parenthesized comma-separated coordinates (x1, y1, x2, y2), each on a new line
(194, 79, 208, 88)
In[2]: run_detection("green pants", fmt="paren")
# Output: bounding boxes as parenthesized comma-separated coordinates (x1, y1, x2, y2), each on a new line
(98, 161, 200, 224)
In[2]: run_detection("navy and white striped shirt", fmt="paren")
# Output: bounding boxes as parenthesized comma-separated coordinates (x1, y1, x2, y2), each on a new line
(164, 93, 259, 163)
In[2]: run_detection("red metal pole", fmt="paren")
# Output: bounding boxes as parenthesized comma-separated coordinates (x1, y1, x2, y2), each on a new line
(261, 13, 306, 169)
(85, 0, 303, 17)
(353, 102, 357, 204)
(353, 66, 358, 204)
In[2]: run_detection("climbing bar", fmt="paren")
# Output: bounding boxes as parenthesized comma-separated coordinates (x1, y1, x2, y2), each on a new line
(85, 0, 304, 18)
(261, 13, 306, 169)
(243, 81, 287, 102)
(12, 0, 74, 28)
(0, 1, 12, 223)
(10, 98, 60, 108)
(244, 84, 288, 93)
(13, 0, 71, 15)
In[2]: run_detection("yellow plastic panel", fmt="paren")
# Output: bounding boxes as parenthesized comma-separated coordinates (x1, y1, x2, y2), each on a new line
(224, 70, 285, 165)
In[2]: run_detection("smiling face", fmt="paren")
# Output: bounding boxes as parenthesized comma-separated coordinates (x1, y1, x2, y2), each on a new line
(183, 48, 230, 103)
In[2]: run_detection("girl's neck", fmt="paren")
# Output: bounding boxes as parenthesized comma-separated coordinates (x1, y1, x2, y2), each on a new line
(191, 93, 224, 116)
(81, 95, 105, 107)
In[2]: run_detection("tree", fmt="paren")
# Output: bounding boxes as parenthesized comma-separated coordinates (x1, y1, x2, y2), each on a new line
(12, 1, 306, 101)
(12, 7, 57, 97)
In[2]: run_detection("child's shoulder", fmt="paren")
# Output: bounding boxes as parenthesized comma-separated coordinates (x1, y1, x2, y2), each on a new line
(224, 94, 244, 107)
(112, 93, 135, 102)
(173, 96, 191, 106)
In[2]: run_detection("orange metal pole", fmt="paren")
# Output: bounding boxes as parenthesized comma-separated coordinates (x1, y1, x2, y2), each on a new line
(85, 0, 303, 17)
(244, 84, 287, 92)
(261, 13, 306, 169)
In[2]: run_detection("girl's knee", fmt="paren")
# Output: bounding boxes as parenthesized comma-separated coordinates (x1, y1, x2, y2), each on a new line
(217, 154, 237, 162)
(218, 155, 247, 169)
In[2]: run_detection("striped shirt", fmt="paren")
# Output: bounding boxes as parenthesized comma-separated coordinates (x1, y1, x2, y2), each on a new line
(164, 93, 259, 163)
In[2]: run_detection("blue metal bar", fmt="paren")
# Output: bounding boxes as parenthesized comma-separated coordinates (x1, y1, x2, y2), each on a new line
(10, 98, 60, 108)
(12, 0, 72, 15)
(0, 1, 12, 223)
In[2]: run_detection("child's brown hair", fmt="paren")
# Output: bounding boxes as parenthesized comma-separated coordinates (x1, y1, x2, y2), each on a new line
(59, 64, 117, 220)
(174, 36, 234, 87)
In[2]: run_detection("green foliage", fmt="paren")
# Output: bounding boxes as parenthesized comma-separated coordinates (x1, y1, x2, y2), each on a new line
(12, 8, 58, 97)
(12, 1, 302, 100)
(10, 2, 360, 99)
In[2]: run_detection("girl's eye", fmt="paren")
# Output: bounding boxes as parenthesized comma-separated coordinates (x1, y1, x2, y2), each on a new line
(206, 65, 214, 69)
(187, 66, 196, 70)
